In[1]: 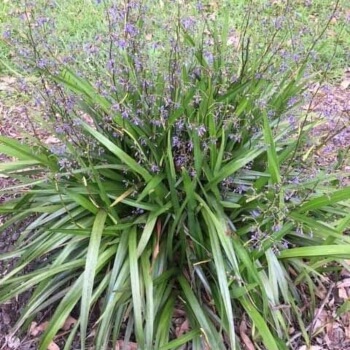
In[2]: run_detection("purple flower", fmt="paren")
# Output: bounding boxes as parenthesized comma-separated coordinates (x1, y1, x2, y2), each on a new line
(36, 17, 49, 27)
(50, 145, 66, 156)
(204, 51, 214, 64)
(235, 184, 249, 194)
(112, 103, 121, 112)
(250, 210, 260, 219)
(132, 208, 144, 216)
(197, 125, 206, 137)
(256, 98, 267, 110)
(115, 39, 127, 49)
(181, 17, 196, 30)
(125, 23, 137, 36)
(132, 117, 142, 126)
(37, 58, 49, 69)
(175, 156, 186, 168)
(151, 119, 162, 127)
(272, 223, 282, 232)
(2, 29, 11, 39)
(229, 134, 241, 142)
(172, 136, 181, 148)
(175, 119, 185, 131)
(150, 164, 160, 173)
(122, 110, 129, 119)
(196, 1, 204, 11)
(107, 59, 115, 71)
(58, 158, 72, 170)
(84, 44, 99, 55)
(159, 106, 168, 119)
(274, 17, 283, 30)
(287, 96, 299, 108)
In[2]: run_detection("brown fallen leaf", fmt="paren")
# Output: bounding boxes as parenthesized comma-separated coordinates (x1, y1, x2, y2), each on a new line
(4, 335, 21, 349)
(337, 278, 350, 288)
(340, 79, 350, 90)
(115, 340, 138, 350)
(312, 307, 329, 333)
(29, 321, 49, 336)
(239, 317, 255, 350)
(47, 341, 60, 350)
(152, 219, 162, 263)
(338, 286, 349, 300)
(325, 315, 335, 339)
(44, 136, 61, 144)
(341, 312, 350, 339)
(315, 283, 327, 299)
(61, 315, 77, 331)
(340, 260, 350, 277)
(175, 318, 190, 337)
(29, 315, 77, 339)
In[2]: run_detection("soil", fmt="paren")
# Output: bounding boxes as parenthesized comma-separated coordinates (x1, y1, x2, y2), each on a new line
(0, 77, 49, 350)
(309, 76, 350, 178)
(0, 73, 350, 349)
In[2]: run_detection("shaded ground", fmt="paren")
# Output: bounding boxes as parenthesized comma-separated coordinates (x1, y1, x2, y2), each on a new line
(309, 72, 350, 178)
(0, 77, 50, 350)
(0, 74, 350, 349)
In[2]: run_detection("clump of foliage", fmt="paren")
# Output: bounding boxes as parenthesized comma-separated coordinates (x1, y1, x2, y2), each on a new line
(1, 1, 350, 349)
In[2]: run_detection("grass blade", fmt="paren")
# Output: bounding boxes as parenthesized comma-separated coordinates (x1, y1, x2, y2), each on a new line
(83, 123, 152, 182)
(178, 275, 225, 349)
(279, 245, 350, 259)
(297, 187, 350, 212)
(129, 226, 145, 346)
(80, 210, 107, 349)
(240, 296, 281, 350)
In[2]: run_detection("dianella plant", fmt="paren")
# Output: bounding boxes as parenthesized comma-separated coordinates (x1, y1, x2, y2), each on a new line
(1, 1, 350, 349)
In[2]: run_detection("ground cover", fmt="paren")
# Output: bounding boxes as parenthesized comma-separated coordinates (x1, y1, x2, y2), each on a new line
(1, 0, 349, 80)
(0, 1, 350, 350)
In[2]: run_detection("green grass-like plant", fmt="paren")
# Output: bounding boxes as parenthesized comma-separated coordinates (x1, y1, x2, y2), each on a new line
(1, 1, 350, 349)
